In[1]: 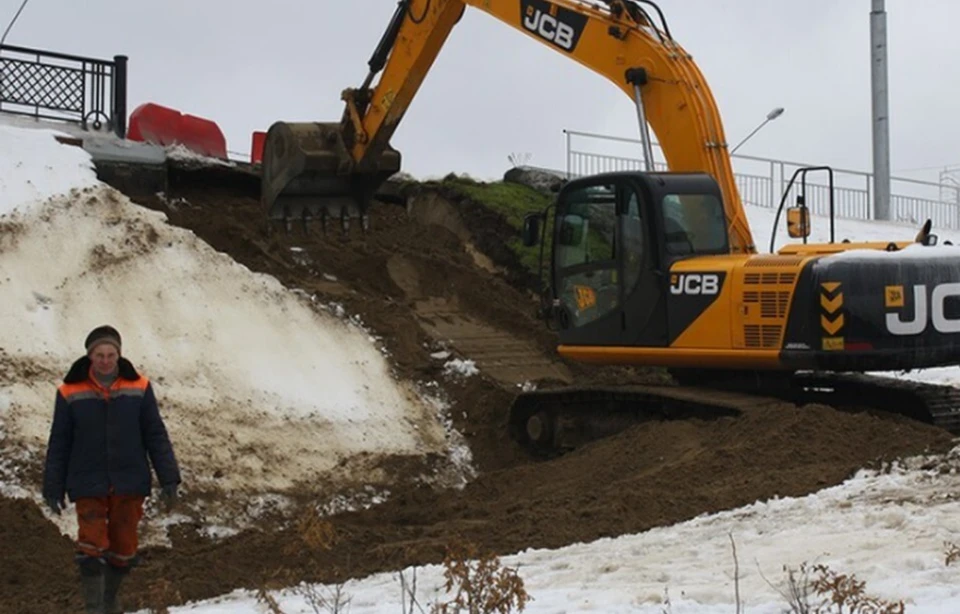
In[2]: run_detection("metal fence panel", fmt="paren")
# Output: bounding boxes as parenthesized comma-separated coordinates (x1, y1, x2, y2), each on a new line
(0, 44, 128, 137)
(563, 129, 960, 230)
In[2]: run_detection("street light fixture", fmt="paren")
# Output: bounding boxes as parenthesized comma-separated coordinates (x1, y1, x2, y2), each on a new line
(730, 107, 785, 155)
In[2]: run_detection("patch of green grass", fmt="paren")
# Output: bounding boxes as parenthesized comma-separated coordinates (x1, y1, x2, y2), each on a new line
(440, 176, 554, 278)
(442, 177, 551, 229)
(507, 235, 551, 278)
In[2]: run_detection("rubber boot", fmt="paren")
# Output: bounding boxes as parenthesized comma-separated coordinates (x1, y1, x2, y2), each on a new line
(103, 564, 130, 614)
(77, 556, 105, 614)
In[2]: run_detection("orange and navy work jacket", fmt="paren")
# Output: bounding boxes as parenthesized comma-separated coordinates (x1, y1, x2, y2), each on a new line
(41, 356, 180, 502)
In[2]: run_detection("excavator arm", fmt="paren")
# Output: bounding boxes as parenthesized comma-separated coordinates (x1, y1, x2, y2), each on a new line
(261, 0, 756, 253)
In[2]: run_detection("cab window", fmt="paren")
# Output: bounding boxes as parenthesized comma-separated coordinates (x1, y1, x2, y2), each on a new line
(661, 193, 728, 256)
(555, 185, 616, 268)
(554, 183, 618, 327)
(623, 191, 645, 292)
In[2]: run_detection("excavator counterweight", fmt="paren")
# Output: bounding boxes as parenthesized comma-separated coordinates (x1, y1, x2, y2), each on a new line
(260, 121, 400, 230)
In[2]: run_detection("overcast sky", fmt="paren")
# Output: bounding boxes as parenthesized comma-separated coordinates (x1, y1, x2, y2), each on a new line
(4, 0, 958, 183)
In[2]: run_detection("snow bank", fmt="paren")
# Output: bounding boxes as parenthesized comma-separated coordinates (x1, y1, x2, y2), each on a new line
(0, 124, 99, 216)
(0, 185, 461, 487)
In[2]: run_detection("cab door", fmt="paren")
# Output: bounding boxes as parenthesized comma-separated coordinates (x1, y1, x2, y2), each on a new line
(552, 177, 665, 347)
(619, 181, 667, 346)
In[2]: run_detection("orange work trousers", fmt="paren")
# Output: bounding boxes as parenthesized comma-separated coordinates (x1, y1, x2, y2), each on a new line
(75, 494, 146, 568)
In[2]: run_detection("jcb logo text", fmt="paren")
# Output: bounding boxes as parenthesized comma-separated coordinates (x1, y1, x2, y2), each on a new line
(523, 9, 576, 50)
(520, 0, 587, 52)
(885, 283, 960, 335)
(671, 273, 720, 296)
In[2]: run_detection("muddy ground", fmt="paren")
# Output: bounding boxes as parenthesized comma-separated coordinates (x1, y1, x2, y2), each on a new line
(0, 165, 955, 613)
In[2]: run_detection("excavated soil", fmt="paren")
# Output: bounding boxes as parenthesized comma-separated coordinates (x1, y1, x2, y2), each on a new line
(0, 166, 955, 613)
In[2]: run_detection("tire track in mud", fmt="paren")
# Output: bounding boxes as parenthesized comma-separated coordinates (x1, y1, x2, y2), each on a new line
(387, 252, 572, 387)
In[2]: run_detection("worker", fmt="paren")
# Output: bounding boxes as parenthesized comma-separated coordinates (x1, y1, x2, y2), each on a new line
(41, 325, 181, 614)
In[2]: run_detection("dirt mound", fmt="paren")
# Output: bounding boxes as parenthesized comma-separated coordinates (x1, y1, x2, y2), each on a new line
(0, 169, 954, 613)
(140, 172, 579, 473)
(0, 498, 79, 612)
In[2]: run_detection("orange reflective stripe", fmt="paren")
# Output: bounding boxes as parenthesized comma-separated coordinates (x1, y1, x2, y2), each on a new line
(58, 380, 101, 404)
(103, 550, 137, 562)
(58, 380, 97, 398)
(57, 376, 149, 401)
(114, 376, 149, 392)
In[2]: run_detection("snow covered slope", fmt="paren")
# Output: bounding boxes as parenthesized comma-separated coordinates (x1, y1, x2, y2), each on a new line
(0, 122, 472, 542)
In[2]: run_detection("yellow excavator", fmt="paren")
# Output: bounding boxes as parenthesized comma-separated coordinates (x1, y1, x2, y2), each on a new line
(261, 0, 960, 454)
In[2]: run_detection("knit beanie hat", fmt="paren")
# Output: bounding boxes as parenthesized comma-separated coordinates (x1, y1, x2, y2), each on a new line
(85, 325, 122, 355)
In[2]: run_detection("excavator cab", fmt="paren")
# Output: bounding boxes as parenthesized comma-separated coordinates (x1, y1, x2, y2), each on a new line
(523, 170, 729, 340)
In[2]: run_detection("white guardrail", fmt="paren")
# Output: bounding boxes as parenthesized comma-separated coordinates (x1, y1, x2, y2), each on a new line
(561, 129, 960, 230)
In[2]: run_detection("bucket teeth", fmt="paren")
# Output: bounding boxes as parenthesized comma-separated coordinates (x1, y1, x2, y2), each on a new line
(260, 121, 401, 236)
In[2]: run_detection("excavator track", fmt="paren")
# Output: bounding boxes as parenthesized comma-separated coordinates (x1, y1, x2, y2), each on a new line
(789, 372, 960, 434)
(675, 370, 960, 435)
(508, 371, 960, 457)
(507, 383, 782, 457)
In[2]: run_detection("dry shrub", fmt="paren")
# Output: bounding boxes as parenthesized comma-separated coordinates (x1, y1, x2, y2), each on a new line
(256, 584, 286, 614)
(431, 538, 531, 614)
(780, 562, 905, 613)
(398, 566, 430, 614)
(294, 581, 353, 614)
(256, 507, 352, 614)
(944, 541, 960, 566)
(291, 507, 339, 553)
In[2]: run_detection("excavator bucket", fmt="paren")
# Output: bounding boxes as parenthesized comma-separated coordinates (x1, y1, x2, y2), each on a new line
(260, 121, 401, 232)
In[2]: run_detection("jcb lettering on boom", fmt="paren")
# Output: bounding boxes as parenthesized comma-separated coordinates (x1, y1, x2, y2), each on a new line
(521, 0, 587, 52)
(670, 273, 720, 296)
(885, 283, 960, 335)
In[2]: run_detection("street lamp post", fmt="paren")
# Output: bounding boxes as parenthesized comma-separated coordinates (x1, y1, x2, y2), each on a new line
(730, 107, 785, 155)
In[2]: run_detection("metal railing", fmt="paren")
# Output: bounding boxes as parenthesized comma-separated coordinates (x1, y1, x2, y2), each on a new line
(0, 44, 128, 138)
(563, 129, 960, 229)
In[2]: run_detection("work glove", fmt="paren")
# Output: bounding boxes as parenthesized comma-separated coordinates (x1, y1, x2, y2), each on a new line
(159, 483, 179, 512)
(44, 495, 65, 516)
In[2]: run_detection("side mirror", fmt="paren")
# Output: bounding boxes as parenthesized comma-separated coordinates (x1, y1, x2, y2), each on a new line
(786, 206, 810, 239)
(522, 213, 542, 247)
(923, 233, 939, 246)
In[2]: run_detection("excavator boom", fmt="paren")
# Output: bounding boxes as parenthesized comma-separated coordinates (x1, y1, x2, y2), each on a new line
(261, 0, 755, 252)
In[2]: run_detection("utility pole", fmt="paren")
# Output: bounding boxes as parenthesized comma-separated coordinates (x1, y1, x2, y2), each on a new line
(871, 0, 891, 221)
